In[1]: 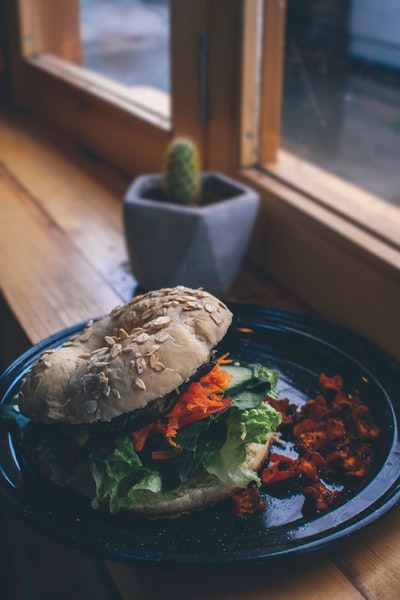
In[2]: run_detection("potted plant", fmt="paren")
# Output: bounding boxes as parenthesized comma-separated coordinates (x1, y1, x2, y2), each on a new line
(123, 137, 259, 297)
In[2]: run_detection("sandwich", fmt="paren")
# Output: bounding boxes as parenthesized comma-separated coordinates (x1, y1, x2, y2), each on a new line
(18, 286, 281, 517)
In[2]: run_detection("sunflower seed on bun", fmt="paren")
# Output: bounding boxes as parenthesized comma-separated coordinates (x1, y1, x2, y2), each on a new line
(19, 286, 233, 424)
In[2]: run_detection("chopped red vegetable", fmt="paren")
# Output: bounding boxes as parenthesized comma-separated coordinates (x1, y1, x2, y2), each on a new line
(266, 397, 298, 428)
(302, 395, 330, 421)
(263, 372, 380, 514)
(318, 373, 343, 394)
(326, 448, 372, 479)
(231, 483, 266, 516)
(261, 453, 299, 484)
(325, 417, 347, 443)
(302, 482, 339, 511)
(295, 430, 327, 454)
(332, 391, 354, 413)
(298, 454, 325, 481)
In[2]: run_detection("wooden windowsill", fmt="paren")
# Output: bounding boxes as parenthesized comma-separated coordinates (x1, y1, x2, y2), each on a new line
(243, 166, 399, 267)
(267, 149, 400, 250)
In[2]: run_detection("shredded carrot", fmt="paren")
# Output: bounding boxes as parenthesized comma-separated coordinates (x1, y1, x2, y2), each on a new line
(216, 352, 233, 365)
(131, 421, 167, 452)
(151, 447, 183, 461)
(131, 355, 233, 455)
(165, 358, 233, 432)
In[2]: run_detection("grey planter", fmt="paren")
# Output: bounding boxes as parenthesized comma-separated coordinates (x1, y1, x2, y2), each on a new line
(123, 172, 259, 297)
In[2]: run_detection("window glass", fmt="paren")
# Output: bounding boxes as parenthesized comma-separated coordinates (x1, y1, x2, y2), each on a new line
(80, 0, 169, 92)
(281, 0, 400, 207)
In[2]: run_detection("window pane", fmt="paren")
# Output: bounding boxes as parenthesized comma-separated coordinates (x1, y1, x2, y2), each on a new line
(281, 0, 400, 207)
(80, 0, 170, 93)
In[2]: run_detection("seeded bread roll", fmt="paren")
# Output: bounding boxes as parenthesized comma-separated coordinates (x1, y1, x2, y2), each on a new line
(19, 286, 232, 424)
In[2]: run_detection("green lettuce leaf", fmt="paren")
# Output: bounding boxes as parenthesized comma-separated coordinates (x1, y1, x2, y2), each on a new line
(33, 426, 90, 486)
(172, 413, 226, 483)
(202, 403, 282, 488)
(231, 390, 268, 410)
(91, 436, 161, 514)
(247, 363, 280, 400)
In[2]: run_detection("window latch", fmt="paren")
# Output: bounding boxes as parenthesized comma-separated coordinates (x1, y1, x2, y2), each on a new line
(198, 30, 209, 123)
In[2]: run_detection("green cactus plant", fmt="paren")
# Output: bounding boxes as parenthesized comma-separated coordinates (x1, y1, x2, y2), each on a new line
(162, 137, 201, 205)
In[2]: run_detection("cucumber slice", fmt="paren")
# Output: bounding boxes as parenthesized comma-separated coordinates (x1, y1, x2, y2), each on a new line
(222, 362, 280, 400)
(223, 364, 255, 395)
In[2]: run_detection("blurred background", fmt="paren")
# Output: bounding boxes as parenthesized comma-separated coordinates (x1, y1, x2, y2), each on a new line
(78, 0, 400, 206)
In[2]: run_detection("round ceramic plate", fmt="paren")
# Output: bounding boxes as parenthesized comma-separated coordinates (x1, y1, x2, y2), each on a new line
(0, 305, 399, 566)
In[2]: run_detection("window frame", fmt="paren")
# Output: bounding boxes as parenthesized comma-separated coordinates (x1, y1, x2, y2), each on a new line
(7, 0, 219, 173)
(239, 0, 399, 359)
(240, 0, 399, 250)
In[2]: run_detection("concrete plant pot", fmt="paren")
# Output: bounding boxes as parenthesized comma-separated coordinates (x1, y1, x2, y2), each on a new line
(123, 172, 259, 297)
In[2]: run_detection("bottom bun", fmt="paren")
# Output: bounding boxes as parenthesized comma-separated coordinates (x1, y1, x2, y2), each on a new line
(121, 436, 273, 518)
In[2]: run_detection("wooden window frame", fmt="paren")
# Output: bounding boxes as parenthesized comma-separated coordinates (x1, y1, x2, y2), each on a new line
(4, 0, 400, 360)
(238, 0, 399, 359)
(241, 0, 399, 249)
(6, 0, 219, 173)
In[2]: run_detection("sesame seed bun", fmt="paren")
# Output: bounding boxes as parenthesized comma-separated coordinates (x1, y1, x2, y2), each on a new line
(19, 287, 233, 424)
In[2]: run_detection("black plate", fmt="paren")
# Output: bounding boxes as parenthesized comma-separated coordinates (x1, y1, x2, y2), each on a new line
(0, 305, 399, 567)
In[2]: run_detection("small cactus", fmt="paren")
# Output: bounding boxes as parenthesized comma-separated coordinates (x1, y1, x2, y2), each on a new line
(162, 137, 201, 205)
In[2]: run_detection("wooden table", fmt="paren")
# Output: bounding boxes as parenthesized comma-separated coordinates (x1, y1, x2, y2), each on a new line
(1, 105, 399, 600)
